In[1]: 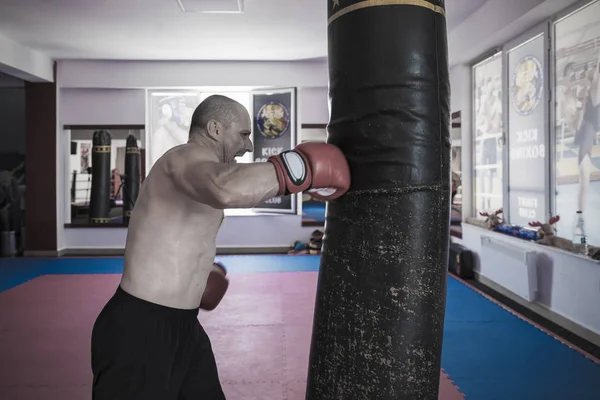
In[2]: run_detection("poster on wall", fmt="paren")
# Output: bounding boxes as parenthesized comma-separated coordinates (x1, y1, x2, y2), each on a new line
(507, 34, 548, 226)
(146, 89, 202, 171)
(554, 0, 600, 245)
(251, 88, 297, 214)
(473, 54, 504, 217)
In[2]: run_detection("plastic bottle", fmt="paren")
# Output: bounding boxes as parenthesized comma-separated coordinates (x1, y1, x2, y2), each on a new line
(572, 211, 588, 256)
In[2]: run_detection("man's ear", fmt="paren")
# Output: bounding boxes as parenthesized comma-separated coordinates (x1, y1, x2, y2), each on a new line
(206, 120, 220, 140)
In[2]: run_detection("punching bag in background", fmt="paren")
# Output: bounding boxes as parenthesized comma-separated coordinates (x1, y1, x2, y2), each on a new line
(123, 134, 141, 224)
(306, 1, 451, 399)
(89, 130, 112, 224)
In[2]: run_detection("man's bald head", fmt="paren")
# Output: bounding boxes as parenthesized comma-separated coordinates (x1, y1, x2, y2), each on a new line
(188, 95, 253, 162)
(189, 95, 245, 136)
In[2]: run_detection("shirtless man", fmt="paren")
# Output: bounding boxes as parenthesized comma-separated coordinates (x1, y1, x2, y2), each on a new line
(90, 95, 351, 400)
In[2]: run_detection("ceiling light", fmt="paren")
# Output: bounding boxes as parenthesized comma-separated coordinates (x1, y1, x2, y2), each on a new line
(176, 0, 245, 14)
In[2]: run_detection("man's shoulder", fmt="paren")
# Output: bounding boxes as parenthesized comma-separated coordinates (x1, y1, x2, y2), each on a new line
(154, 144, 222, 180)
(163, 143, 217, 162)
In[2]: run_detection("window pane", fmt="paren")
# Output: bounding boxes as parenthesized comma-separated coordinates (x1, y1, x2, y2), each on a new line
(554, 1, 600, 245)
(147, 91, 202, 168)
(506, 35, 547, 226)
(473, 54, 504, 218)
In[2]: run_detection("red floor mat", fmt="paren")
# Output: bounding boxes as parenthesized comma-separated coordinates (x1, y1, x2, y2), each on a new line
(0, 273, 464, 399)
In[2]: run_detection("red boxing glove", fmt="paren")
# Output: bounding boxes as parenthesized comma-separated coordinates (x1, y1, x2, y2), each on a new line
(200, 262, 229, 311)
(268, 142, 351, 201)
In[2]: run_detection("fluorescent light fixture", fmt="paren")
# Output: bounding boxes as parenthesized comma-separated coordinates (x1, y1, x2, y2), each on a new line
(176, 0, 244, 14)
(151, 92, 199, 97)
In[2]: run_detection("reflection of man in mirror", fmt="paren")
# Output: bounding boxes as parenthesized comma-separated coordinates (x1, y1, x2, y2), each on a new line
(575, 55, 600, 214)
(151, 97, 195, 165)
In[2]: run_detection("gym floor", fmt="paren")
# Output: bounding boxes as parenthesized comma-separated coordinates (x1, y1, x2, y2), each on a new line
(0, 255, 599, 399)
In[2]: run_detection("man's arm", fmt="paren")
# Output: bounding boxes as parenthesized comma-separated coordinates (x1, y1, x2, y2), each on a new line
(168, 141, 352, 209)
(167, 149, 280, 209)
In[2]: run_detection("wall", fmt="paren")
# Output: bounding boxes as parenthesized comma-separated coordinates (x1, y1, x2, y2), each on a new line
(26, 78, 58, 253)
(0, 87, 26, 156)
(449, 65, 463, 114)
(0, 32, 54, 83)
(299, 86, 329, 124)
(58, 60, 328, 88)
(61, 89, 145, 125)
(0, 71, 26, 157)
(447, 0, 582, 67)
(60, 86, 329, 127)
(57, 60, 329, 251)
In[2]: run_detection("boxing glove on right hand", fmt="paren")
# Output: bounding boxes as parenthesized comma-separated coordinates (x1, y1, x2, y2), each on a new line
(267, 142, 351, 201)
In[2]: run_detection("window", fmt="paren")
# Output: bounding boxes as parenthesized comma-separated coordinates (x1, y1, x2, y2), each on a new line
(147, 90, 202, 169)
(472, 53, 504, 217)
(554, 0, 600, 245)
(147, 90, 253, 170)
(505, 31, 548, 227)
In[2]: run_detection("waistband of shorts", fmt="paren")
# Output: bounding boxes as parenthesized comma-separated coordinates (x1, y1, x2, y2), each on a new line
(115, 286, 200, 318)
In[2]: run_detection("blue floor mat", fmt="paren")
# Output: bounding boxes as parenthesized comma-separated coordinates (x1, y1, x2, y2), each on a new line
(443, 278, 600, 399)
(0, 255, 598, 399)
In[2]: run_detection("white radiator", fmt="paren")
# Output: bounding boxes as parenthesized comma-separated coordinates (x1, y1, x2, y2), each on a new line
(480, 236, 539, 302)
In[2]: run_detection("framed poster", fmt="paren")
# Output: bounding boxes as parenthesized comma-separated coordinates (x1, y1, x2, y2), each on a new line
(553, 0, 600, 245)
(505, 26, 549, 226)
(251, 87, 298, 214)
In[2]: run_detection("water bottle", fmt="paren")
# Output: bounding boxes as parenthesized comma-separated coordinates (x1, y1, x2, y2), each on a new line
(572, 211, 588, 256)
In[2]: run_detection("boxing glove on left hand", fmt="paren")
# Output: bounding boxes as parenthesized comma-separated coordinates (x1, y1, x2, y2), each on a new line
(267, 142, 351, 201)
(200, 262, 229, 311)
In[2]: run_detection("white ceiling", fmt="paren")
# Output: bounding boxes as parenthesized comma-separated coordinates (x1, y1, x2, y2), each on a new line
(0, 0, 488, 61)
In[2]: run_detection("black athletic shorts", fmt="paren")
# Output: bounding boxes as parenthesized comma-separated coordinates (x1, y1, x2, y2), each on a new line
(91, 286, 225, 400)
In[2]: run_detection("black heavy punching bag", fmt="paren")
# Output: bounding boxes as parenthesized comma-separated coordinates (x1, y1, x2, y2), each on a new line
(89, 130, 112, 224)
(123, 134, 141, 224)
(306, 1, 450, 399)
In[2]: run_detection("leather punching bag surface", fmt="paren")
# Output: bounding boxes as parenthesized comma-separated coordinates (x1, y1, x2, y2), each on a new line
(123, 134, 141, 224)
(89, 130, 112, 224)
(306, 1, 451, 399)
